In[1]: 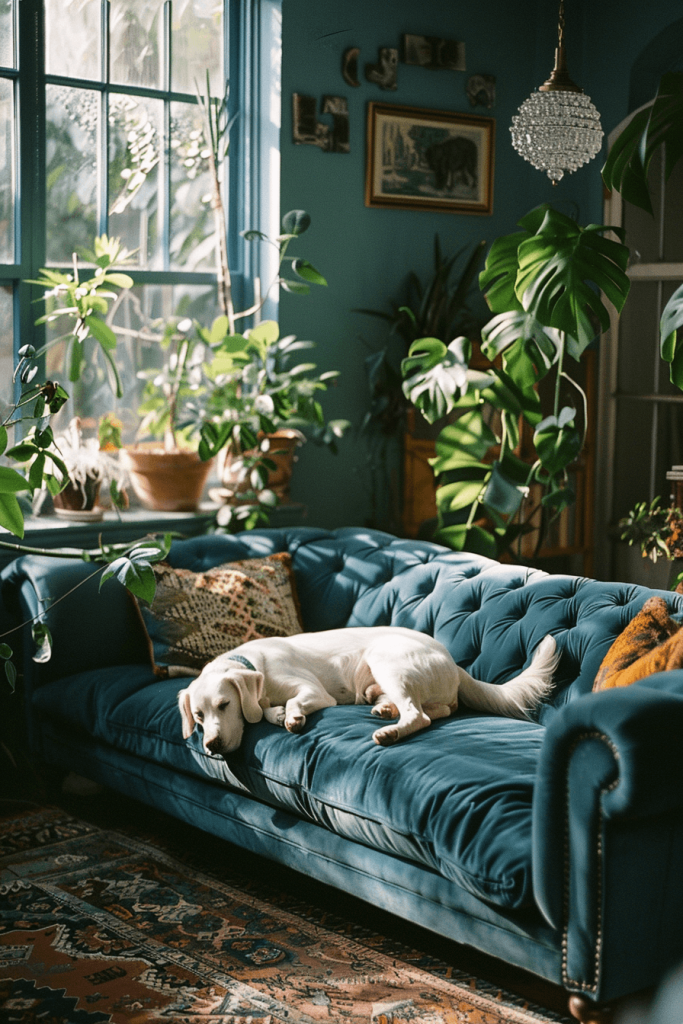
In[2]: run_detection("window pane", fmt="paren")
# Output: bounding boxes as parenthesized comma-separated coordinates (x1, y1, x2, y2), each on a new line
(109, 94, 162, 269)
(110, 0, 164, 90)
(0, 77, 14, 262)
(46, 85, 98, 263)
(47, 283, 218, 443)
(45, 0, 102, 81)
(616, 281, 658, 396)
(170, 100, 214, 270)
(621, 148, 663, 265)
(0, 283, 13, 412)
(0, 0, 15, 70)
(171, 0, 222, 96)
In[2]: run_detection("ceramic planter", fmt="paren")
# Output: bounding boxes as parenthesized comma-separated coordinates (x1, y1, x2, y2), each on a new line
(120, 445, 214, 512)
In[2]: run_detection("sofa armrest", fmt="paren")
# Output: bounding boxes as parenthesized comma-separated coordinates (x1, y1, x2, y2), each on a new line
(532, 675, 683, 997)
(0, 555, 150, 687)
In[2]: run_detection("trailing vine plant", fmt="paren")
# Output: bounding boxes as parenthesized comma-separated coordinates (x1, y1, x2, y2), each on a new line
(401, 204, 631, 559)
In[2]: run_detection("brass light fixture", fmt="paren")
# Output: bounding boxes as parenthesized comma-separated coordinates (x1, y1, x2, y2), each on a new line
(510, 0, 603, 184)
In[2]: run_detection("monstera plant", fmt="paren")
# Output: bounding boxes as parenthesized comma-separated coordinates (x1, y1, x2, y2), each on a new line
(401, 204, 631, 558)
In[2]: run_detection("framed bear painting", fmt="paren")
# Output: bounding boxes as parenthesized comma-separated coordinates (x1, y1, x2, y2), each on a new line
(365, 103, 495, 215)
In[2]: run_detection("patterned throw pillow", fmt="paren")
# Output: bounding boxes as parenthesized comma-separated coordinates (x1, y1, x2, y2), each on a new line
(135, 552, 303, 678)
(593, 596, 683, 691)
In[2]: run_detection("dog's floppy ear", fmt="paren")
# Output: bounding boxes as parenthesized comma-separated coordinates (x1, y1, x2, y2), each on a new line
(177, 688, 195, 739)
(227, 670, 265, 724)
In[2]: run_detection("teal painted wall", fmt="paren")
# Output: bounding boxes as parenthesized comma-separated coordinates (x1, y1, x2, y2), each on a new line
(277, 0, 683, 532)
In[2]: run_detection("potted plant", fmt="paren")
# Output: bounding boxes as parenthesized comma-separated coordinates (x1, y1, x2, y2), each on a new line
(46, 417, 126, 521)
(120, 315, 216, 512)
(199, 317, 349, 514)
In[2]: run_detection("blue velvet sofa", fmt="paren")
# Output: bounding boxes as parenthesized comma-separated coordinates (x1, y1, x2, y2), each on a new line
(5, 525, 683, 1018)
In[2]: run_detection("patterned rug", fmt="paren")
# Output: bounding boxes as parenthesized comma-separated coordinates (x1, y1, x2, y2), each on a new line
(0, 804, 567, 1024)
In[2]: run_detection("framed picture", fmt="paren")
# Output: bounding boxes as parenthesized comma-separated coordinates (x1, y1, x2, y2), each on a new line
(365, 102, 495, 215)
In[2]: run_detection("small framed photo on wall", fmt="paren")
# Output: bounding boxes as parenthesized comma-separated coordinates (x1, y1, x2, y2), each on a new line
(365, 102, 495, 215)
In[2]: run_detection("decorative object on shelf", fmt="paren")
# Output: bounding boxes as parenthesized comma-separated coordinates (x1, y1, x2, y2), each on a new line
(365, 103, 494, 215)
(467, 74, 496, 109)
(342, 46, 361, 87)
(509, 0, 603, 184)
(48, 417, 126, 522)
(402, 34, 465, 72)
(292, 93, 350, 152)
(365, 47, 398, 90)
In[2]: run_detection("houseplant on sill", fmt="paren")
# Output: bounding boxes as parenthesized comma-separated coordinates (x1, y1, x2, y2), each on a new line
(43, 416, 126, 521)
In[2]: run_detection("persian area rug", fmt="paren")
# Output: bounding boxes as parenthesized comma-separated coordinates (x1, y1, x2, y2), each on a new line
(0, 804, 566, 1024)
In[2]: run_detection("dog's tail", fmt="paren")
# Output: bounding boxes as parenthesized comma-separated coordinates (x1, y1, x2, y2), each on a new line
(457, 634, 559, 721)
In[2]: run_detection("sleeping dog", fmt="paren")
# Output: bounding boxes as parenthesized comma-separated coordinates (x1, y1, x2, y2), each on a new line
(177, 626, 559, 756)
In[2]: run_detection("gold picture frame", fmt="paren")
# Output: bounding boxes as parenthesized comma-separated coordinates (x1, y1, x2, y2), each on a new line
(365, 102, 495, 215)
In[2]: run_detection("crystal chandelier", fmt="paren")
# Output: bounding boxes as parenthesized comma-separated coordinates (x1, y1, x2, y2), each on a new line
(510, 0, 603, 184)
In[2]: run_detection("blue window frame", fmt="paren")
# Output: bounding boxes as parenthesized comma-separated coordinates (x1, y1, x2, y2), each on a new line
(0, 0, 280, 436)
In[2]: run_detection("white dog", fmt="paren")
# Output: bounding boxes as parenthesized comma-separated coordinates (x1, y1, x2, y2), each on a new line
(177, 627, 559, 756)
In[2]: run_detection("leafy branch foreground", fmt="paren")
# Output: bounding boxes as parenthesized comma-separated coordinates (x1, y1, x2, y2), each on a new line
(0, 532, 173, 689)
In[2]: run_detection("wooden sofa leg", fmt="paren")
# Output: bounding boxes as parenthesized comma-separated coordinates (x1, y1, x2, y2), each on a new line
(568, 994, 614, 1023)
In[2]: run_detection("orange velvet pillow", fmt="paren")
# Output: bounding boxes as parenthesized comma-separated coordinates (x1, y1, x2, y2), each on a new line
(593, 596, 683, 691)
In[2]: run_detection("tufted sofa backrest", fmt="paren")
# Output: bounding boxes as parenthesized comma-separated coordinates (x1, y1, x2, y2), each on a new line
(168, 527, 683, 723)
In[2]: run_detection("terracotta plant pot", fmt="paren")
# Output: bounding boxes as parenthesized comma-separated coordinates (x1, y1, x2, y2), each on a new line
(218, 430, 303, 504)
(53, 478, 103, 521)
(120, 445, 214, 512)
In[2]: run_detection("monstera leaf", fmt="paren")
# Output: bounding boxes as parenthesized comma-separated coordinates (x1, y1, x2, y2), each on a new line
(661, 282, 683, 389)
(479, 206, 549, 315)
(515, 208, 630, 355)
(481, 309, 564, 387)
(602, 72, 683, 215)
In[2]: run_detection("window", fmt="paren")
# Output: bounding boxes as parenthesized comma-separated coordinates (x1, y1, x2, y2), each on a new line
(0, 0, 281, 443)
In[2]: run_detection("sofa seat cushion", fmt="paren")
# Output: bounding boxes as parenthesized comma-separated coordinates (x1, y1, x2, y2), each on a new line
(32, 665, 543, 911)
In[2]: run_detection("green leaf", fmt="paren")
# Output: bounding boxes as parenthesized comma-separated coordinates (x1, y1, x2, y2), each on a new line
(481, 309, 564, 383)
(281, 209, 311, 236)
(291, 259, 327, 286)
(247, 320, 279, 348)
(514, 208, 631, 354)
(209, 315, 230, 346)
(533, 410, 583, 476)
(28, 453, 46, 491)
(436, 478, 486, 512)
(281, 279, 310, 295)
(482, 462, 527, 518)
(0, 493, 24, 537)
(479, 230, 529, 314)
(100, 555, 157, 603)
(0, 643, 11, 659)
(242, 228, 269, 242)
(660, 282, 683, 388)
(430, 410, 496, 473)
(601, 104, 654, 214)
(401, 337, 469, 423)
(0, 465, 30, 491)
(102, 272, 134, 288)
(31, 622, 53, 664)
(85, 314, 118, 351)
(5, 659, 16, 692)
(0, 426, 7, 457)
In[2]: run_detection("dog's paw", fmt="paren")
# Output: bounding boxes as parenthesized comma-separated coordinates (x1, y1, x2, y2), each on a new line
(285, 713, 306, 734)
(264, 705, 286, 727)
(371, 701, 398, 720)
(372, 725, 399, 746)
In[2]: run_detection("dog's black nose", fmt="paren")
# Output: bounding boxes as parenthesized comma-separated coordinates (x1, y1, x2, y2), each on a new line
(205, 738, 222, 755)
